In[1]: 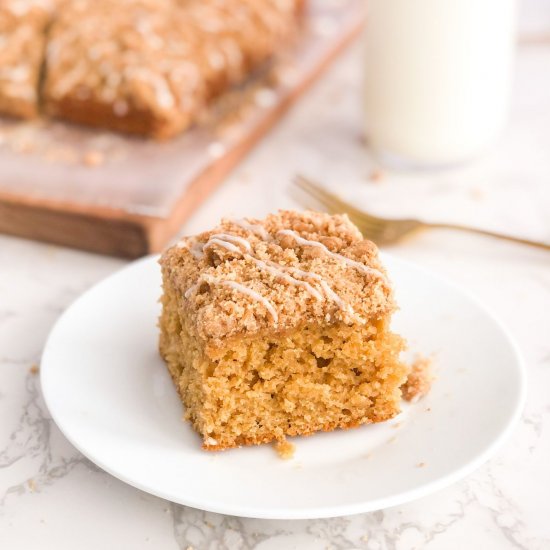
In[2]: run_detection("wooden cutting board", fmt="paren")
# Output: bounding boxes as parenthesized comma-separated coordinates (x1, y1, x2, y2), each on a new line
(0, 0, 363, 258)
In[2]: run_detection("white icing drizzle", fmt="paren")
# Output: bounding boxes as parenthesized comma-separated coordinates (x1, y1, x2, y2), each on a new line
(230, 218, 271, 241)
(176, 239, 204, 260)
(221, 280, 278, 323)
(206, 233, 252, 252)
(190, 242, 205, 259)
(182, 226, 378, 325)
(202, 238, 241, 254)
(202, 234, 323, 302)
(286, 266, 344, 305)
(283, 265, 363, 322)
(189, 274, 278, 323)
(276, 229, 386, 281)
(250, 257, 324, 302)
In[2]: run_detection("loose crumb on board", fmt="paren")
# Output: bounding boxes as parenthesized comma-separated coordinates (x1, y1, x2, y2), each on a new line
(402, 355, 434, 402)
(29, 364, 39, 375)
(274, 439, 295, 460)
(416, 462, 426, 468)
(28, 479, 36, 492)
(82, 150, 104, 167)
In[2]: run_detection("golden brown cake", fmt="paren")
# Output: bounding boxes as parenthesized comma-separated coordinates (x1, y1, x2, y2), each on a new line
(159, 210, 408, 450)
(0, 0, 54, 119)
(42, 0, 302, 139)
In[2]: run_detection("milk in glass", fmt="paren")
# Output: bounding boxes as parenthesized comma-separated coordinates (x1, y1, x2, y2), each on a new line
(364, 0, 517, 168)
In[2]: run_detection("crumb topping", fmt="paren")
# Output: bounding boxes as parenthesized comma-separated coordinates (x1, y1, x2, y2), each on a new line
(160, 210, 394, 344)
(0, 0, 54, 116)
(402, 355, 433, 402)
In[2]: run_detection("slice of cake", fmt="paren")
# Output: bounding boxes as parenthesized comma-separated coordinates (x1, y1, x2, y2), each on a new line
(0, 0, 54, 119)
(159, 210, 408, 450)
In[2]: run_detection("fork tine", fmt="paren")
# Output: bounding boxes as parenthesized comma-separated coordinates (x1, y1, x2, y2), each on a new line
(293, 177, 344, 215)
(294, 175, 363, 217)
(293, 175, 355, 218)
(345, 215, 386, 241)
(293, 175, 386, 231)
(290, 183, 334, 215)
(292, 175, 393, 242)
(291, 183, 387, 242)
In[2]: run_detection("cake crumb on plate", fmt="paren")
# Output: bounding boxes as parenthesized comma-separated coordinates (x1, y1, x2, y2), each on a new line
(402, 355, 433, 402)
(274, 439, 295, 460)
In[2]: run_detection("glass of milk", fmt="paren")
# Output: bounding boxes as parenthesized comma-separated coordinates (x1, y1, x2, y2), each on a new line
(364, 0, 517, 169)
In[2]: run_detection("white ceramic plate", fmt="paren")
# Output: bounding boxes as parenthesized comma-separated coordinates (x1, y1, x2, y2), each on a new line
(41, 254, 525, 519)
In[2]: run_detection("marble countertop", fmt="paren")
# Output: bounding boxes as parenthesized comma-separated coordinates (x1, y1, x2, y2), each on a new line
(1, 35, 550, 550)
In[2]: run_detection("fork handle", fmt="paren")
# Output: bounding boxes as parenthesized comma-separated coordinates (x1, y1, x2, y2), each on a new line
(427, 222, 550, 251)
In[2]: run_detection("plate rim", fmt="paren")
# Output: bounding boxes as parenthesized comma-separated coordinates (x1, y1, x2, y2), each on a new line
(40, 253, 527, 519)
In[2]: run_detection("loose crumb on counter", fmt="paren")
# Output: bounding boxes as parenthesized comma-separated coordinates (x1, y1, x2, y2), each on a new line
(402, 355, 434, 403)
(28, 479, 36, 492)
(274, 439, 295, 460)
(469, 187, 486, 201)
(29, 364, 39, 375)
(369, 168, 385, 183)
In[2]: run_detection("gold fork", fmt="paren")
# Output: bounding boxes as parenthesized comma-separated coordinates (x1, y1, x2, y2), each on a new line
(293, 175, 550, 250)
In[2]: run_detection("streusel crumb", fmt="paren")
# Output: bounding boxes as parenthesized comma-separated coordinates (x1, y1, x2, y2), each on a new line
(274, 439, 295, 460)
(402, 356, 433, 402)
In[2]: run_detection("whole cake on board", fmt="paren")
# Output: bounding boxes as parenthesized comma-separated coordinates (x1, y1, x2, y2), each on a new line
(0, 0, 304, 138)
